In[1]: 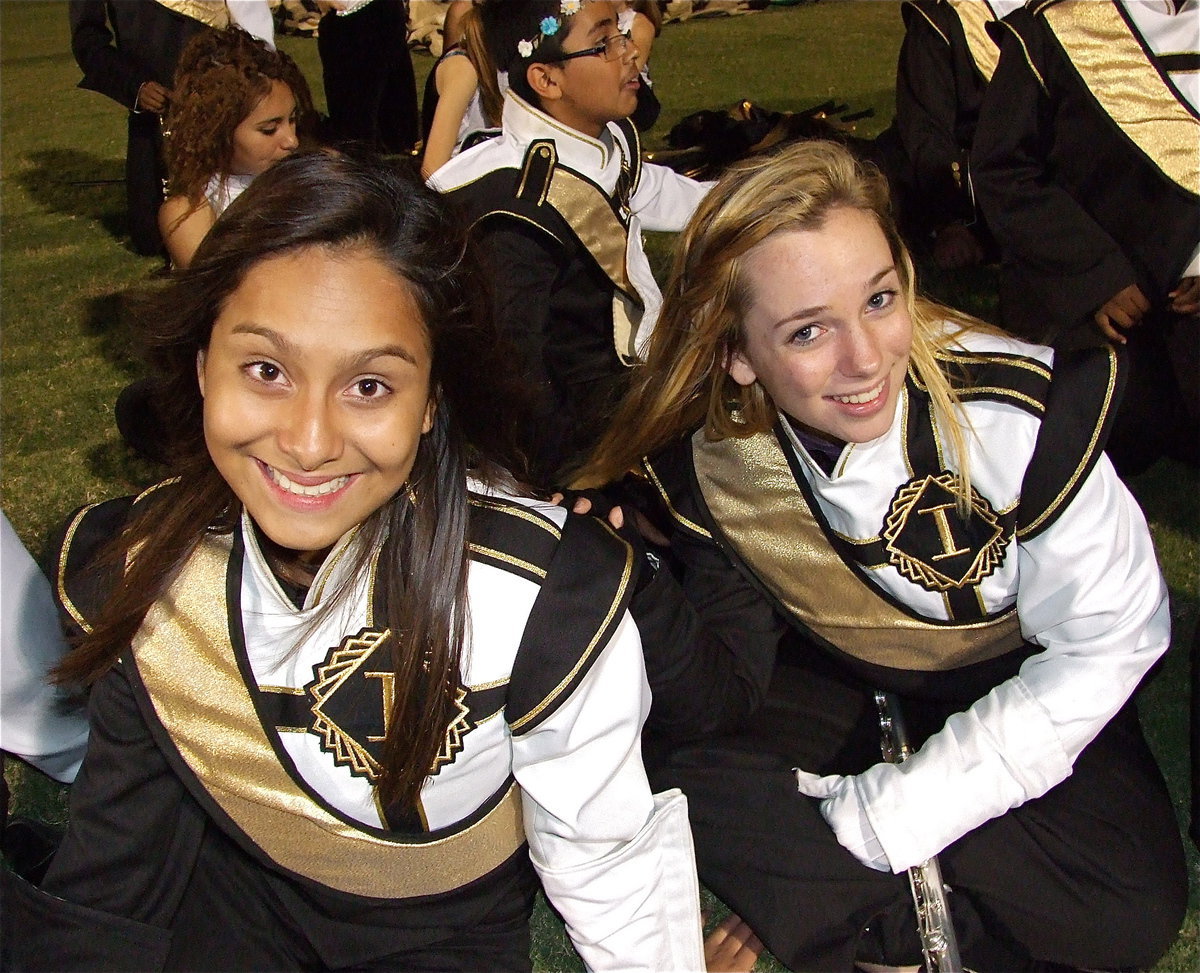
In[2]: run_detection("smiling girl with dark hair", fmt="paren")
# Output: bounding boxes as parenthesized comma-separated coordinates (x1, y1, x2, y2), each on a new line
(2, 151, 704, 972)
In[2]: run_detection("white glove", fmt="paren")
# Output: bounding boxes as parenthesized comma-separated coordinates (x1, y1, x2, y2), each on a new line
(794, 769, 891, 872)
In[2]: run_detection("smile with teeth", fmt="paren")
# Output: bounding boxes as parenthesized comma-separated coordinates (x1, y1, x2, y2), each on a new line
(266, 465, 350, 497)
(829, 380, 885, 405)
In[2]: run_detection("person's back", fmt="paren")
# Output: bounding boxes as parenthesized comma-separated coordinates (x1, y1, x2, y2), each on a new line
(429, 0, 709, 489)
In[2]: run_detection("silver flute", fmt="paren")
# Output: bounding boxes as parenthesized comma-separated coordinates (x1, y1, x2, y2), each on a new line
(874, 691, 964, 973)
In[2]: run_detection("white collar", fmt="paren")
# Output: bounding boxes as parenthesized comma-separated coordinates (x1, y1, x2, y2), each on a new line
(1124, 0, 1197, 18)
(239, 510, 370, 614)
(500, 91, 624, 173)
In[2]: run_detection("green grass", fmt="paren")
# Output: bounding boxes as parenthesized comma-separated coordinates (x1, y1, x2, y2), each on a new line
(2, 2, 1195, 969)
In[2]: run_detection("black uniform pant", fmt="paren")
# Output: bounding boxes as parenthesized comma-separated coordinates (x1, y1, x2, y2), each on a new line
(317, 0, 418, 154)
(647, 655, 1188, 972)
(125, 110, 167, 256)
(4, 818, 538, 972)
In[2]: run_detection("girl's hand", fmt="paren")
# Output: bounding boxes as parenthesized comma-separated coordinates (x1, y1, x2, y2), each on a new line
(704, 913, 763, 972)
(1092, 283, 1149, 343)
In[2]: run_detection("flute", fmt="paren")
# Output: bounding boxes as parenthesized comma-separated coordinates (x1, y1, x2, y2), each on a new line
(874, 691, 963, 973)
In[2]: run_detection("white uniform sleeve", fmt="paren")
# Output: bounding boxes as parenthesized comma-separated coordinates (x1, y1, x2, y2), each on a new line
(225, 0, 275, 47)
(826, 457, 1170, 872)
(513, 612, 705, 972)
(629, 163, 712, 233)
(0, 512, 88, 782)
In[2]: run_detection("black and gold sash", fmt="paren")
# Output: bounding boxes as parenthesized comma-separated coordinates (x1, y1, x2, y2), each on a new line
(948, 0, 1003, 81)
(455, 122, 646, 365)
(1038, 0, 1200, 194)
(690, 428, 1024, 672)
(129, 533, 525, 900)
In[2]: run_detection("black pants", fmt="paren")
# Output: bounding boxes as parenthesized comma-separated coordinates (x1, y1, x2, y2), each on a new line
(317, 0, 418, 154)
(648, 656, 1188, 972)
(125, 110, 167, 256)
(5, 820, 538, 972)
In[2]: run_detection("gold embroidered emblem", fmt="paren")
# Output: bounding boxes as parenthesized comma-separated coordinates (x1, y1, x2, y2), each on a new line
(433, 687, 472, 771)
(309, 629, 391, 780)
(882, 473, 1006, 591)
(307, 629, 475, 781)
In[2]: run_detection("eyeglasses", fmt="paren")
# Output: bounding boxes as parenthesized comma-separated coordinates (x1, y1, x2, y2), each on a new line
(552, 30, 632, 64)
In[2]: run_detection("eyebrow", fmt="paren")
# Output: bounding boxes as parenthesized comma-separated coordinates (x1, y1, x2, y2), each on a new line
(229, 323, 421, 367)
(588, 16, 615, 36)
(772, 265, 897, 329)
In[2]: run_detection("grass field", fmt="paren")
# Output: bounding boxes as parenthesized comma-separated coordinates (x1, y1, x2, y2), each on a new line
(1, 1, 1195, 969)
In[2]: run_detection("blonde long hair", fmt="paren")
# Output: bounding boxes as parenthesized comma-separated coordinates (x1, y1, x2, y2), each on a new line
(575, 140, 992, 511)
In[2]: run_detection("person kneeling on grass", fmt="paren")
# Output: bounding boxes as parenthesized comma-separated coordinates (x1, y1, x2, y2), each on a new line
(1, 150, 706, 973)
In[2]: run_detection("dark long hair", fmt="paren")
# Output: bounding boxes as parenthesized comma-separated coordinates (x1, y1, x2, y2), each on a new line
(56, 150, 531, 809)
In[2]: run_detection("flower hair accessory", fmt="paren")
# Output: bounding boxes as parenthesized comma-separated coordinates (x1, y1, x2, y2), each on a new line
(517, 0, 581, 57)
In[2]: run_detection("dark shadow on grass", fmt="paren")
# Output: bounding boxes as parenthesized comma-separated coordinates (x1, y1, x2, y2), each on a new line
(80, 291, 145, 379)
(85, 437, 163, 497)
(16, 148, 130, 243)
(1129, 458, 1200, 539)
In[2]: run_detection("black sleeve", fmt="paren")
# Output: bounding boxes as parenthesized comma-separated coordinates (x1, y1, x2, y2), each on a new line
(970, 15, 1137, 329)
(893, 3, 975, 230)
(628, 457, 787, 742)
(68, 0, 145, 109)
(39, 658, 205, 928)
(471, 217, 579, 484)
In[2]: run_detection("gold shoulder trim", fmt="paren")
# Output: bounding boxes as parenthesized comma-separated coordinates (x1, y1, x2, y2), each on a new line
(1043, 0, 1200, 194)
(692, 429, 1023, 671)
(506, 521, 633, 732)
(469, 495, 563, 538)
(997, 19, 1048, 92)
(905, 2, 950, 46)
(1017, 345, 1118, 538)
(132, 535, 525, 898)
(56, 502, 103, 635)
(643, 458, 713, 539)
(948, 0, 1002, 81)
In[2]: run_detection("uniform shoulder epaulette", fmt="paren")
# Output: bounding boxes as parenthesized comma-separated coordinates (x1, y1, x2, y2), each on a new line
(1017, 344, 1123, 540)
(900, 0, 954, 46)
(933, 346, 1053, 417)
(467, 491, 563, 585)
(53, 490, 149, 637)
(504, 510, 635, 734)
(642, 436, 714, 543)
(443, 143, 575, 249)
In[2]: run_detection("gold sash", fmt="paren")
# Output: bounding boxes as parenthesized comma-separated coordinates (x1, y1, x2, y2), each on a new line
(153, 0, 230, 29)
(1043, 0, 1200, 195)
(131, 533, 525, 899)
(949, 0, 1002, 81)
(692, 430, 1024, 672)
(535, 147, 644, 365)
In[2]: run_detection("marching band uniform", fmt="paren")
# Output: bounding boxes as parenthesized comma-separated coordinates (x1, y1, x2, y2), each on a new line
(2, 483, 704, 972)
(430, 92, 709, 488)
(632, 328, 1187, 970)
(885, 0, 1024, 244)
(971, 0, 1200, 471)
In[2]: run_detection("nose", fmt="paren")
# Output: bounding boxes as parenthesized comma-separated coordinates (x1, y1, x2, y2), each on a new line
(277, 391, 342, 471)
(280, 121, 299, 153)
(840, 321, 882, 378)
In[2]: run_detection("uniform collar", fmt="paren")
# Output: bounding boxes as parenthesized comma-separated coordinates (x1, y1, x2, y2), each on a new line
(501, 90, 623, 173)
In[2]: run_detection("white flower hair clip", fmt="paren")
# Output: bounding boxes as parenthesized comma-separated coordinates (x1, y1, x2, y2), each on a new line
(517, 0, 583, 57)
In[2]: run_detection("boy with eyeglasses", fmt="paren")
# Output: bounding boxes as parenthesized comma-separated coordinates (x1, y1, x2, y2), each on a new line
(429, 0, 710, 491)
